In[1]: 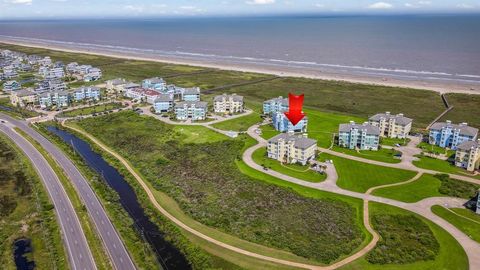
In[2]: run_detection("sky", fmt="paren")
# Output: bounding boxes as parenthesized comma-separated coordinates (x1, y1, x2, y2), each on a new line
(0, 0, 479, 19)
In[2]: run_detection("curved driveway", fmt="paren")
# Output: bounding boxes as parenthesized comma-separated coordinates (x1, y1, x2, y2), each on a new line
(0, 121, 96, 270)
(1, 113, 136, 270)
(245, 124, 480, 269)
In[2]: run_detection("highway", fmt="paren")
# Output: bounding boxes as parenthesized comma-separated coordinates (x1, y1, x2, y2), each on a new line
(0, 120, 97, 270)
(0, 113, 136, 270)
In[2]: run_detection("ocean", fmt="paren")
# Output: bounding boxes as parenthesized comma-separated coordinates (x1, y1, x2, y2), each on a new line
(1, 15, 480, 84)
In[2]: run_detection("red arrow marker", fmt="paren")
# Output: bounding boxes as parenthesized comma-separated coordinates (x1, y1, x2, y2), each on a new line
(284, 93, 305, 126)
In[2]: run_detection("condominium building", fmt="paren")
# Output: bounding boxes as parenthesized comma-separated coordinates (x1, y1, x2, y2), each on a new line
(213, 94, 244, 114)
(39, 91, 70, 108)
(142, 77, 166, 91)
(71, 86, 101, 102)
(429, 121, 478, 150)
(124, 88, 162, 104)
(272, 112, 308, 133)
(3, 80, 21, 91)
(153, 94, 174, 113)
(181, 87, 201, 101)
(267, 133, 317, 165)
(10, 89, 37, 107)
(338, 122, 380, 150)
(368, 112, 412, 138)
(106, 78, 127, 94)
(263, 96, 288, 115)
(174, 101, 208, 121)
(455, 140, 480, 172)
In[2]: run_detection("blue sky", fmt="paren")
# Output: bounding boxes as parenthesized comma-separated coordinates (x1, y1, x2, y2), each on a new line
(0, 0, 479, 19)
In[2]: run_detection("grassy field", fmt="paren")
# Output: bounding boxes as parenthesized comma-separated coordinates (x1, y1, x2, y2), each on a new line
(0, 134, 67, 270)
(339, 202, 468, 270)
(413, 155, 480, 179)
(75, 111, 368, 265)
(168, 70, 273, 90)
(60, 102, 125, 117)
(440, 93, 480, 128)
(417, 142, 449, 155)
(211, 112, 262, 132)
(318, 153, 417, 193)
(432, 206, 480, 244)
(252, 147, 326, 183)
(0, 98, 40, 119)
(373, 174, 480, 203)
(331, 145, 402, 164)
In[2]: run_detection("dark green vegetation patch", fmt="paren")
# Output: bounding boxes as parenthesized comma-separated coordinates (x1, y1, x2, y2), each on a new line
(77, 111, 365, 264)
(367, 214, 440, 264)
(435, 174, 480, 199)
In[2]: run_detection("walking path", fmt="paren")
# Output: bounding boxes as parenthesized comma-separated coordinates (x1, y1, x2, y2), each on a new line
(244, 125, 480, 269)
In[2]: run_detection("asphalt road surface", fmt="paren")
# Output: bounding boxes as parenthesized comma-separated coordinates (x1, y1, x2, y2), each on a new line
(1, 113, 136, 270)
(0, 120, 97, 270)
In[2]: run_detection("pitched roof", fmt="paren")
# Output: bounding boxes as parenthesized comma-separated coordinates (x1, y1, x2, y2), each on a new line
(457, 140, 480, 151)
(369, 112, 412, 126)
(14, 89, 36, 97)
(175, 101, 208, 109)
(183, 87, 200, 95)
(154, 94, 173, 102)
(268, 133, 317, 149)
(264, 96, 288, 106)
(339, 122, 380, 135)
(430, 122, 478, 137)
(144, 77, 165, 84)
(214, 94, 244, 102)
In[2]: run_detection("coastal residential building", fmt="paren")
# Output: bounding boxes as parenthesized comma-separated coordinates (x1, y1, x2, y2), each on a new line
(27, 55, 42, 65)
(174, 101, 208, 121)
(213, 94, 244, 114)
(368, 112, 413, 138)
(106, 78, 127, 93)
(142, 77, 166, 91)
(429, 121, 478, 150)
(39, 66, 65, 79)
(267, 133, 317, 165)
(272, 112, 308, 133)
(3, 70, 18, 79)
(71, 86, 101, 102)
(10, 89, 37, 108)
(84, 67, 102, 81)
(125, 88, 161, 104)
(38, 91, 70, 108)
(66, 62, 79, 73)
(118, 82, 141, 94)
(35, 79, 67, 92)
(455, 140, 480, 172)
(3, 80, 21, 92)
(338, 122, 380, 150)
(39, 56, 52, 67)
(181, 87, 201, 101)
(153, 94, 174, 113)
(263, 96, 288, 115)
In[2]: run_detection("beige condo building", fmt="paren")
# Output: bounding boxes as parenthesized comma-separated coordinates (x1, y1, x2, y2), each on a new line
(10, 89, 37, 108)
(213, 94, 244, 114)
(267, 133, 317, 165)
(455, 140, 480, 172)
(368, 112, 412, 139)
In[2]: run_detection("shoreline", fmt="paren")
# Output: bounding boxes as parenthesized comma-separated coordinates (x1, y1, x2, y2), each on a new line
(1, 39, 479, 95)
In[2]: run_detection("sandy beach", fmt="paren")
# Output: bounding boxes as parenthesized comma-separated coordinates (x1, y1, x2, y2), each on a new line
(1, 39, 480, 96)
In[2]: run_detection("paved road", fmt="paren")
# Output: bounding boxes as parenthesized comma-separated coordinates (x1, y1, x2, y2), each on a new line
(0, 113, 136, 270)
(245, 125, 480, 269)
(0, 121, 97, 270)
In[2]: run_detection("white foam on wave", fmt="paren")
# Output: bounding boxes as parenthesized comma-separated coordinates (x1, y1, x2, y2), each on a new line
(1, 34, 479, 82)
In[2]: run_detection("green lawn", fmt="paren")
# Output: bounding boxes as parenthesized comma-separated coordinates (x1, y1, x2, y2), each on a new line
(211, 112, 262, 132)
(0, 98, 40, 119)
(76, 111, 368, 265)
(332, 145, 402, 164)
(417, 142, 448, 155)
(173, 125, 228, 143)
(413, 155, 480, 179)
(168, 70, 273, 90)
(60, 102, 125, 117)
(260, 124, 280, 140)
(252, 147, 326, 183)
(381, 137, 410, 147)
(432, 206, 480, 243)
(373, 174, 480, 203)
(339, 202, 468, 270)
(318, 153, 417, 193)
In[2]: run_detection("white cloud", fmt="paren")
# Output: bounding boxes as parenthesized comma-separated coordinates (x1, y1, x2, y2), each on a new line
(314, 3, 325, 8)
(5, 0, 32, 5)
(368, 2, 393, 9)
(246, 0, 275, 5)
(123, 5, 144, 13)
(418, 1, 431, 5)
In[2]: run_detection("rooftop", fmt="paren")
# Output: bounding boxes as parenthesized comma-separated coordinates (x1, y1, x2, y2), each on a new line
(430, 121, 478, 137)
(339, 122, 380, 135)
(214, 93, 244, 102)
(264, 96, 288, 106)
(456, 140, 480, 151)
(268, 133, 317, 150)
(369, 112, 413, 126)
(175, 101, 208, 108)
